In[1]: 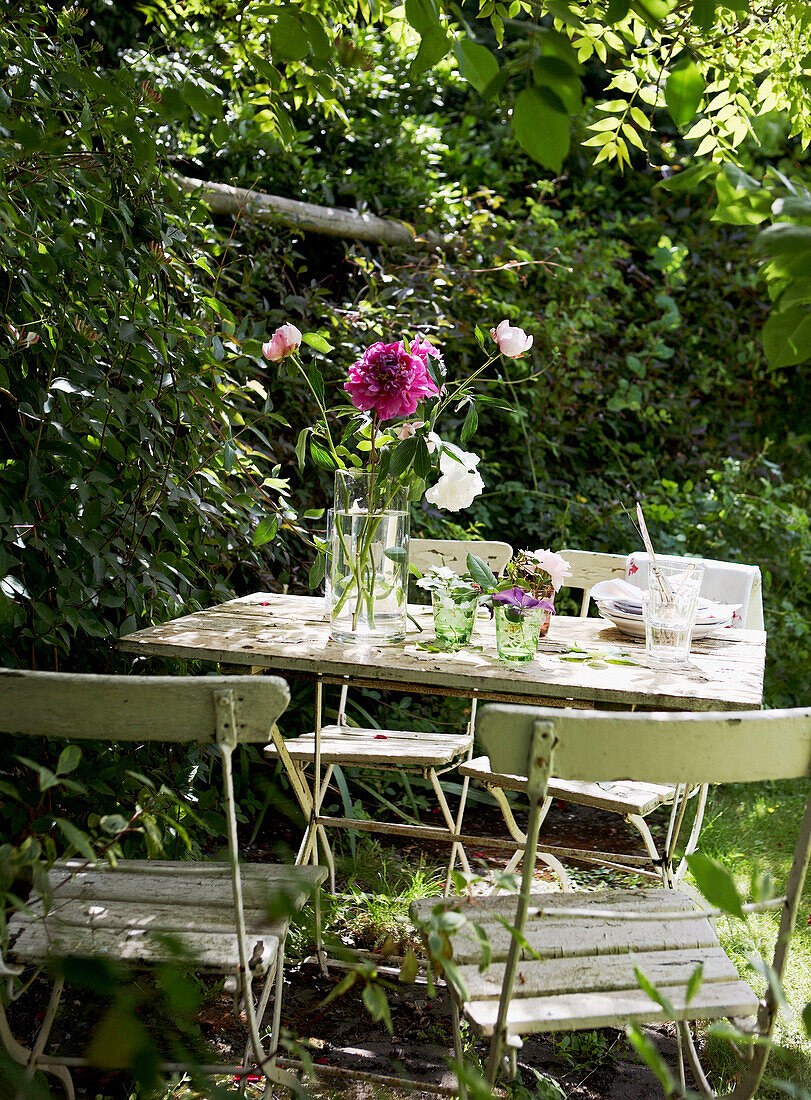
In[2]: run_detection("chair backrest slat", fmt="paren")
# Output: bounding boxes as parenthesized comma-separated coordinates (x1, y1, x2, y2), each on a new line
(411, 538, 512, 576)
(558, 549, 627, 617)
(477, 705, 811, 786)
(0, 670, 289, 744)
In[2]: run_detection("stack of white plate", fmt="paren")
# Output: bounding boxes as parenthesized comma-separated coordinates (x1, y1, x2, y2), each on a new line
(590, 580, 738, 639)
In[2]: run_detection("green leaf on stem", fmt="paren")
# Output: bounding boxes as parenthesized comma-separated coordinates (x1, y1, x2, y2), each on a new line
(414, 435, 432, 479)
(686, 852, 746, 919)
(302, 332, 334, 354)
(460, 403, 478, 445)
(253, 516, 279, 547)
(309, 553, 326, 589)
(390, 435, 419, 478)
(665, 57, 705, 128)
(295, 428, 310, 470)
(467, 553, 497, 591)
(307, 365, 325, 406)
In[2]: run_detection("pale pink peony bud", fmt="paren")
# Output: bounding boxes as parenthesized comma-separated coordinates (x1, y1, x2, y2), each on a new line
(490, 319, 533, 358)
(262, 323, 302, 362)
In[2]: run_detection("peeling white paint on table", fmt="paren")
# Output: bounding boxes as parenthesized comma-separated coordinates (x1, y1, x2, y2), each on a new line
(120, 592, 766, 711)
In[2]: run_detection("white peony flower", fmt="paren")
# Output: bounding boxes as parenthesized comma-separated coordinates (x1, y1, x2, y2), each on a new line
(425, 446, 485, 512)
(490, 319, 533, 358)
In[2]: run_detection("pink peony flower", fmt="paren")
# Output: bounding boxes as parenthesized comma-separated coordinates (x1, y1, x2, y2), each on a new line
(529, 549, 572, 593)
(490, 319, 533, 358)
(344, 340, 441, 421)
(262, 323, 302, 362)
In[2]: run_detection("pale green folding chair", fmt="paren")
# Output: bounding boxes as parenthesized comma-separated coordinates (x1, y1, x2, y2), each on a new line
(413, 704, 811, 1097)
(0, 670, 326, 1098)
(459, 549, 765, 886)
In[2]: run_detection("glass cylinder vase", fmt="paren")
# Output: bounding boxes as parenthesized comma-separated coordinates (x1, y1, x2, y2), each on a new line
(329, 470, 410, 645)
(495, 605, 545, 662)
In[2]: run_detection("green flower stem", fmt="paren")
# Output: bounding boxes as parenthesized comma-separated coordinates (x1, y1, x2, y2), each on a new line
(290, 354, 342, 467)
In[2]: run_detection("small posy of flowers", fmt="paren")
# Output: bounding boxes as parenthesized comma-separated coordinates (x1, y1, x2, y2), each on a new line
(507, 549, 573, 597)
(467, 547, 569, 623)
(416, 566, 481, 603)
(492, 586, 555, 622)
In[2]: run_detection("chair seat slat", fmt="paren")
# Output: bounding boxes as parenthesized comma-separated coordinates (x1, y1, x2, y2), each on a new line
(8, 920, 280, 974)
(466, 979, 760, 1036)
(460, 757, 678, 814)
(46, 862, 327, 909)
(266, 725, 472, 766)
(459, 946, 740, 1000)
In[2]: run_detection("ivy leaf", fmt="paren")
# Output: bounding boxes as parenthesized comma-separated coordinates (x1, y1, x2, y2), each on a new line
(512, 87, 570, 173)
(665, 57, 705, 128)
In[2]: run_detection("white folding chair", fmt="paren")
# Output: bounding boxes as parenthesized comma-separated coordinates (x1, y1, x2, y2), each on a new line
(413, 704, 811, 1098)
(265, 539, 512, 901)
(459, 550, 765, 886)
(0, 670, 326, 1098)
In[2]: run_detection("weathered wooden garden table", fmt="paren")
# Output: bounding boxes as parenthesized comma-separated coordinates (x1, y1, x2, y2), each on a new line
(119, 592, 766, 877)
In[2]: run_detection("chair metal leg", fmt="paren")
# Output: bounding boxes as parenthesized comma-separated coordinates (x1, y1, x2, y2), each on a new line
(444, 770, 471, 894)
(430, 769, 472, 878)
(674, 784, 710, 886)
(625, 812, 669, 886)
(487, 786, 572, 890)
(677, 1020, 715, 1097)
(449, 987, 468, 1100)
(7, 975, 76, 1100)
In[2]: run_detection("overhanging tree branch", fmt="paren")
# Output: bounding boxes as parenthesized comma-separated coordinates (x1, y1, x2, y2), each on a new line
(171, 174, 448, 250)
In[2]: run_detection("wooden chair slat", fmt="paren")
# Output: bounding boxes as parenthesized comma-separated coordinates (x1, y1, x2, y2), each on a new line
(35, 862, 326, 910)
(266, 725, 473, 766)
(466, 980, 760, 1036)
(459, 757, 678, 814)
(478, 706, 811, 786)
(0, 669, 290, 744)
(459, 945, 741, 1000)
(8, 920, 279, 974)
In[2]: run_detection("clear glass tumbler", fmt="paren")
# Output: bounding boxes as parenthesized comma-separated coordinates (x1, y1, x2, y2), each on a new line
(642, 559, 706, 666)
(494, 606, 545, 662)
(432, 592, 477, 650)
